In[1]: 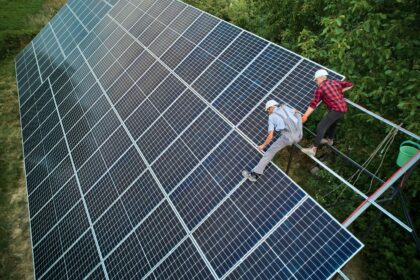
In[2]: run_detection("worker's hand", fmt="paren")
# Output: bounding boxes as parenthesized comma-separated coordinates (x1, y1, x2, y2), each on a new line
(301, 115, 308, 124)
(293, 108, 298, 113)
(258, 144, 265, 151)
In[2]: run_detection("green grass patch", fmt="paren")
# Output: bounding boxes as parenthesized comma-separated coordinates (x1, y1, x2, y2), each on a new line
(0, 54, 32, 280)
(0, 0, 45, 31)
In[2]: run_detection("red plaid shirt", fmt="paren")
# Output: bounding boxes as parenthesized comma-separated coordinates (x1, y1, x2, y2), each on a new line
(309, 80, 353, 112)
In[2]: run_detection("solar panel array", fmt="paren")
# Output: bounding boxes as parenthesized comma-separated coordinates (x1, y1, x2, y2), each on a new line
(16, 0, 363, 279)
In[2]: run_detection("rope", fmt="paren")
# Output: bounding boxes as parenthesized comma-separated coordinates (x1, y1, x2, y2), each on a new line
(348, 126, 398, 186)
(321, 124, 400, 205)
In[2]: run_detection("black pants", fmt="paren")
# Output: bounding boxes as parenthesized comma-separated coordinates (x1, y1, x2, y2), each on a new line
(314, 111, 345, 147)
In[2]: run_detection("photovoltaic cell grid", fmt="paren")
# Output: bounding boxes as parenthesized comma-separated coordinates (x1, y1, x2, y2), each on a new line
(15, 0, 363, 279)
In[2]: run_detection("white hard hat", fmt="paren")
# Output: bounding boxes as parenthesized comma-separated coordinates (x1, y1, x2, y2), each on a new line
(314, 69, 328, 80)
(265, 100, 279, 111)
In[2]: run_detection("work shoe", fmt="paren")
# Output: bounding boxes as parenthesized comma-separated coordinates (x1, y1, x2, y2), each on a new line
(320, 138, 334, 145)
(302, 146, 317, 157)
(242, 170, 258, 182)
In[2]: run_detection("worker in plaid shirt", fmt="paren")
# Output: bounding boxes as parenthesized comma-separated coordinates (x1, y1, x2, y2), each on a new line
(301, 69, 353, 156)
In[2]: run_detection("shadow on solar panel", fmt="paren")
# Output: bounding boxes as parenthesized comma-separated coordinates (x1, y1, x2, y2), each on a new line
(15, 0, 363, 279)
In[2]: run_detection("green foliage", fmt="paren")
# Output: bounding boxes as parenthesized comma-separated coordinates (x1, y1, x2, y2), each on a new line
(183, 0, 232, 20)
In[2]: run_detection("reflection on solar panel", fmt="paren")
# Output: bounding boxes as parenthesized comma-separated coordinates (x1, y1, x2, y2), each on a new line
(16, 0, 363, 279)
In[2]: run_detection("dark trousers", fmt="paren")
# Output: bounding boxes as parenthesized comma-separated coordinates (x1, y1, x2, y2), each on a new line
(314, 111, 345, 147)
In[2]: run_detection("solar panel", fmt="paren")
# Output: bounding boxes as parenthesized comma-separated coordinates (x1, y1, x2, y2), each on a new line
(16, 0, 363, 279)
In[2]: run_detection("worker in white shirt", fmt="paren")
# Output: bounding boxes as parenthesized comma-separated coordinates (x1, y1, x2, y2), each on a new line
(242, 100, 303, 182)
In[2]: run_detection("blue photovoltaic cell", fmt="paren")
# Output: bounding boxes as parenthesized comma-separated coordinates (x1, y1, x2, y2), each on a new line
(265, 199, 360, 280)
(99, 126, 132, 167)
(156, 0, 186, 26)
(28, 180, 52, 217)
(152, 138, 200, 193)
(194, 197, 262, 277)
(16, 0, 362, 279)
(213, 75, 268, 125)
(149, 27, 181, 57)
(161, 36, 196, 69)
(243, 44, 301, 91)
(171, 165, 227, 230)
(147, 0, 172, 18)
(115, 84, 147, 120)
(109, 146, 147, 194)
(64, 231, 101, 280)
(94, 200, 133, 256)
(138, 117, 178, 163)
(105, 231, 151, 279)
(175, 47, 216, 84)
(183, 13, 220, 44)
(225, 243, 293, 280)
(85, 174, 119, 222)
(192, 60, 239, 102)
(53, 177, 81, 219)
(85, 266, 106, 280)
(126, 51, 155, 81)
(231, 164, 306, 236)
(180, 108, 231, 160)
(163, 89, 207, 134)
(198, 21, 241, 57)
(219, 32, 268, 72)
(33, 227, 62, 278)
(136, 200, 187, 268)
(139, 20, 167, 46)
(125, 99, 161, 139)
(150, 238, 214, 280)
(42, 258, 67, 280)
(58, 201, 89, 251)
(202, 132, 260, 192)
(137, 62, 170, 95)
(121, 170, 165, 225)
(148, 73, 187, 109)
(169, 6, 201, 34)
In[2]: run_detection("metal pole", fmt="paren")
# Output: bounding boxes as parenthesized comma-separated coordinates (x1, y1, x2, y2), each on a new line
(286, 145, 295, 174)
(302, 126, 384, 183)
(342, 151, 420, 228)
(398, 191, 420, 254)
(294, 143, 413, 232)
(338, 270, 350, 280)
(346, 99, 420, 141)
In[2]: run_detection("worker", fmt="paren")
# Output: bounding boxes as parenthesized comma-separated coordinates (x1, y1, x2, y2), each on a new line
(242, 100, 303, 182)
(301, 69, 353, 156)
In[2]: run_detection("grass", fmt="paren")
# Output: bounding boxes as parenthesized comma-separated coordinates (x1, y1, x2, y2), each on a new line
(0, 55, 32, 280)
(0, 0, 66, 279)
(0, 0, 45, 31)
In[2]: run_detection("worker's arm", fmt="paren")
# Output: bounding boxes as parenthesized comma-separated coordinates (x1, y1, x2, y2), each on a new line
(258, 130, 274, 151)
(340, 81, 353, 93)
(302, 87, 321, 123)
(302, 106, 314, 123)
(342, 86, 353, 92)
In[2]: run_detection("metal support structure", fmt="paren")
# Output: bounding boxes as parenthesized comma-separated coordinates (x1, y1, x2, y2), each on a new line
(360, 163, 420, 253)
(398, 190, 420, 254)
(285, 145, 296, 175)
(302, 126, 384, 183)
(346, 99, 420, 141)
(342, 151, 420, 228)
(294, 143, 413, 232)
(338, 270, 351, 280)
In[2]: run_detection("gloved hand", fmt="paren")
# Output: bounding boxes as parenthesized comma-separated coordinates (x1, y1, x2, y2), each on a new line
(301, 115, 308, 124)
